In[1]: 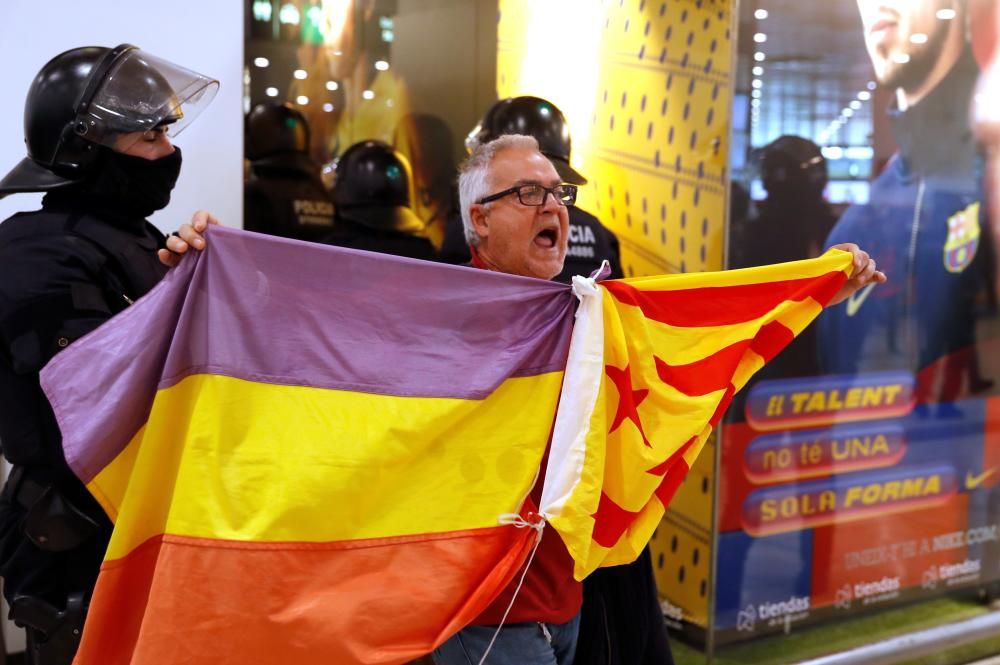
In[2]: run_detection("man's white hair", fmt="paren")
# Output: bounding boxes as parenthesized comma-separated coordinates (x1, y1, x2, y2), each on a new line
(457, 134, 540, 247)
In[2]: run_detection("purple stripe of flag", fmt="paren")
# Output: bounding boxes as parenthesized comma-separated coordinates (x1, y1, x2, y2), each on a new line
(42, 227, 576, 483)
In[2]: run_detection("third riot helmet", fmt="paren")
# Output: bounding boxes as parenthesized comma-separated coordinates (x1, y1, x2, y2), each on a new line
(332, 140, 425, 233)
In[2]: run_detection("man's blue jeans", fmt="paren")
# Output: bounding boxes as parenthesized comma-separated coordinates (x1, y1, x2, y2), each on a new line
(431, 612, 580, 665)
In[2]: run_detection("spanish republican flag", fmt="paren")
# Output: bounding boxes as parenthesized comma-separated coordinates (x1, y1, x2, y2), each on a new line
(40, 228, 851, 663)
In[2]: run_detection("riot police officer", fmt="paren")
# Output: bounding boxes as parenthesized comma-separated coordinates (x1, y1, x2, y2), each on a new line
(441, 95, 624, 282)
(0, 44, 217, 665)
(244, 103, 335, 242)
(729, 136, 837, 386)
(324, 140, 437, 261)
(731, 135, 836, 269)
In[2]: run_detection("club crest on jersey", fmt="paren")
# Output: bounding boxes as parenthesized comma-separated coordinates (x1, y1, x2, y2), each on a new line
(943, 202, 980, 273)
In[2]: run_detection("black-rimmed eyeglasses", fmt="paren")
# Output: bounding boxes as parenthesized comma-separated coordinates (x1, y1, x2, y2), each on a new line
(476, 183, 578, 207)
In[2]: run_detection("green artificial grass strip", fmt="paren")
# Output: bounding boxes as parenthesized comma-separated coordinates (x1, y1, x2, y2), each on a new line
(670, 598, 998, 665)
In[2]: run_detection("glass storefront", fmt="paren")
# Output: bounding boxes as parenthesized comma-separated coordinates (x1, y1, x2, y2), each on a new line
(244, 0, 498, 245)
(241, 1, 1000, 661)
(719, 0, 1000, 658)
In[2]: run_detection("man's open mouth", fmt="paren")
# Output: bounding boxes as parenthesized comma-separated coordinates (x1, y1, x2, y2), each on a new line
(534, 227, 560, 249)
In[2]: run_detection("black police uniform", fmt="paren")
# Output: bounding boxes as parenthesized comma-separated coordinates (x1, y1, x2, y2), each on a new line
(575, 547, 675, 665)
(0, 188, 169, 660)
(556, 207, 624, 282)
(245, 154, 336, 242)
(0, 42, 216, 665)
(244, 103, 335, 242)
(324, 219, 438, 260)
(0, 188, 168, 582)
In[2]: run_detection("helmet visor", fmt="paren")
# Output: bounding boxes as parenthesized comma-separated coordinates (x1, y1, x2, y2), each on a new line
(77, 48, 219, 149)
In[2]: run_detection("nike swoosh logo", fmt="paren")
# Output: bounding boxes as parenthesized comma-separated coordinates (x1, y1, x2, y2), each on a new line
(845, 283, 876, 317)
(965, 468, 998, 490)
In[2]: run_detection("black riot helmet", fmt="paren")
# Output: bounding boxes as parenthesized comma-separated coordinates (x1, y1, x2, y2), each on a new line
(332, 140, 425, 234)
(466, 96, 586, 185)
(759, 135, 828, 200)
(0, 44, 218, 198)
(246, 103, 310, 161)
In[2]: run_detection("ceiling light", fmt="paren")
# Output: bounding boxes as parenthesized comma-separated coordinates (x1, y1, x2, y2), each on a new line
(891, 53, 911, 64)
(845, 146, 874, 159)
(910, 33, 928, 44)
(822, 146, 844, 160)
(253, 57, 269, 68)
(850, 100, 861, 110)
(326, 80, 339, 91)
(751, 89, 761, 98)
(858, 91, 871, 101)
(752, 79, 763, 89)
(323, 103, 334, 112)
(936, 8, 956, 19)
(754, 52, 766, 62)
(754, 9, 768, 19)
(252, 0, 272, 21)
(296, 95, 309, 105)
(279, 3, 300, 24)
(752, 66, 763, 76)
(362, 89, 375, 100)
(843, 108, 854, 117)
(751, 98, 761, 108)
(265, 87, 278, 97)
(867, 80, 877, 90)
(374, 60, 389, 71)
(293, 69, 307, 80)
(753, 33, 767, 43)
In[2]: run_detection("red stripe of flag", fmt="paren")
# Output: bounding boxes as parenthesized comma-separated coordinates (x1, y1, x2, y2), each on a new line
(603, 271, 846, 327)
(654, 342, 749, 396)
(654, 459, 692, 510)
(653, 319, 795, 397)
(591, 492, 642, 549)
(77, 527, 534, 665)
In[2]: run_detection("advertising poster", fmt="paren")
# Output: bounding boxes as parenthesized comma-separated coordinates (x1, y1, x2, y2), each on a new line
(720, 0, 1000, 645)
(718, 377, 999, 642)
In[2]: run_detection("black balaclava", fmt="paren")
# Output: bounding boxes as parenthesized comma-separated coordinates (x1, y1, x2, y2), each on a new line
(84, 146, 184, 219)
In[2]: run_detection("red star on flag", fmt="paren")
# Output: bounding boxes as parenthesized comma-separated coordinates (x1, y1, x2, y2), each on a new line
(605, 363, 651, 447)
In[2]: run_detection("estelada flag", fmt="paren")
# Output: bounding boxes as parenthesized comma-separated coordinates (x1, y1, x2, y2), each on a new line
(40, 227, 851, 663)
(539, 255, 849, 579)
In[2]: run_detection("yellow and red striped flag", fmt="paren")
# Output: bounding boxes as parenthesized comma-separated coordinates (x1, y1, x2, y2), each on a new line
(540, 251, 851, 578)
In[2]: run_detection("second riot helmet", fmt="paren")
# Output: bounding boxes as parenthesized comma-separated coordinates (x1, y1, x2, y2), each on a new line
(332, 140, 425, 233)
(246, 103, 311, 161)
(466, 96, 586, 185)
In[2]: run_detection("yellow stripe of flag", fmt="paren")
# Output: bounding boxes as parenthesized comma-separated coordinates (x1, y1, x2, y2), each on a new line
(95, 373, 563, 560)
